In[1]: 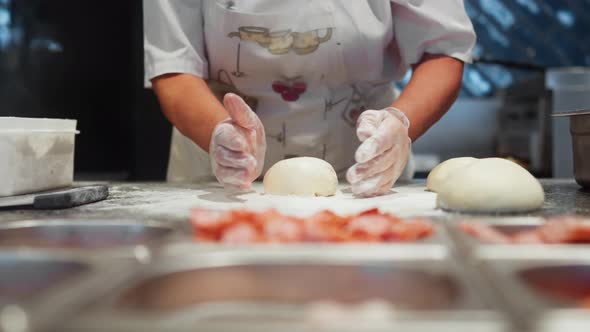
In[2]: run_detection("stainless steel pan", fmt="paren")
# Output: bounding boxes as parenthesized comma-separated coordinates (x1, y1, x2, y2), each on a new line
(553, 110, 590, 188)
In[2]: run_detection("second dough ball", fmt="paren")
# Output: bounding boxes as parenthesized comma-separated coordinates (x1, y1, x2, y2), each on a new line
(436, 158, 545, 213)
(263, 157, 338, 196)
(427, 157, 478, 192)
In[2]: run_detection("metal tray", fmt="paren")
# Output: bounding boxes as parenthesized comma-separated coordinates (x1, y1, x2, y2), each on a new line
(445, 216, 590, 260)
(0, 250, 144, 332)
(64, 248, 508, 332)
(0, 219, 180, 257)
(570, 112, 590, 188)
(475, 254, 590, 332)
(553, 110, 590, 188)
(447, 217, 544, 254)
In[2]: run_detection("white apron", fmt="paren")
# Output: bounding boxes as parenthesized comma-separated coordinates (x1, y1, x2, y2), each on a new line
(166, 0, 416, 183)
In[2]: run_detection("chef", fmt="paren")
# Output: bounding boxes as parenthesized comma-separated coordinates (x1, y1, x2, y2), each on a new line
(143, 0, 476, 197)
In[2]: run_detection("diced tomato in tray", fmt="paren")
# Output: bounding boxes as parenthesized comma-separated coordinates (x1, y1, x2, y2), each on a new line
(460, 215, 590, 244)
(190, 208, 434, 244)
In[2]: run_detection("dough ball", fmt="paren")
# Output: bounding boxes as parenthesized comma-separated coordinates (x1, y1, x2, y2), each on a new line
(263, 157, 338, 196)
(436, 158, 544, 213)
(426, 157, 478, 192)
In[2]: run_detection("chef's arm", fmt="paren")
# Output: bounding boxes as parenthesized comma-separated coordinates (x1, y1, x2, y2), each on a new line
(391, 54, 464, 141)
(152, 73, 228, 152)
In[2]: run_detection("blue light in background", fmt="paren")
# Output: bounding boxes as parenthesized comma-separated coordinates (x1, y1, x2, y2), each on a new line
(386, 0, 588, 97)
(464, 1, 479, 18)
(400, 69, 412, 86)
(516, 0, 540, 15)
(479, 0, 515, 29)
(395, 69, 413, 91)
(486, 23, 511, 48)
(0, 4, 9, 49)
(47, 41, 63, 53)
(0, 26, 8, 48)
(472, 44, 484, 58)
(464, 68, 493, 96)
(30, 38, 64, 53)
(556, 9, 575, 28)
(0, 8, 9, 26)
(0, 8, 8, 49)
(478, 65, 514, 88)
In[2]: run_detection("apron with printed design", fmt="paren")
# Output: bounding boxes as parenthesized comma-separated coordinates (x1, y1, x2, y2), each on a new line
(167, 0, 415, 183)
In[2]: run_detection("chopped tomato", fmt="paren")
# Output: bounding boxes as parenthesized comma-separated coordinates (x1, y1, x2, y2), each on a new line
(190, 208, 434, 244)
(390, 218, 434, 242)
(511, 231, 543, 244)
(264, 215, 304, 243)
(461, 215, 590, 245)
(539, 217, 590, 244)
(221, 223, 261, 244)
(191, 209, 226, 230)
(459, 223, 511, 244)
(194, 231, 218, 242)
(304, 210, 353, 242)
(347, 214, 391, 241)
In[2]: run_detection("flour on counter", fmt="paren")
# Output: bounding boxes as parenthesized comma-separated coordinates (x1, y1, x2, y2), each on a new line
(82, 182, 441, 220)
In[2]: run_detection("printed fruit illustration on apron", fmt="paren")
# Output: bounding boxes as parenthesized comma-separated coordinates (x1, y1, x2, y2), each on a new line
(227, 26, 333, 101)
(228, 26, 333, 55)
(272, 76, 307, 102)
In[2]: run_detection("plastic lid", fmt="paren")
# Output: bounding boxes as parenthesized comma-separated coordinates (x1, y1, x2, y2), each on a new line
(546, 67, 590, 90)
(0, 117, 78, 133)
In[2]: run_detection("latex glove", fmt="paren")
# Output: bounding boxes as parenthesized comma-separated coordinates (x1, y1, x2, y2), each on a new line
(210, 93, 266, 191)
(346, 107, 411, 197)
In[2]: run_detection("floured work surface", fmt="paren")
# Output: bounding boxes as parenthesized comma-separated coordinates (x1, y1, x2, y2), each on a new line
(15, 182, 440, 223)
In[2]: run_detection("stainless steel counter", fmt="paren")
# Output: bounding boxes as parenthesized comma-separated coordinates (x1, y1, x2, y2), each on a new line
(1, 179, 589, 332)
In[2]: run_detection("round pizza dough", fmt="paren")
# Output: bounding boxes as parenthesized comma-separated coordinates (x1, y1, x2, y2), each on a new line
(436, 158, 544, 213)
(263, 157, 338, 196)
(426, 157, 478, 192)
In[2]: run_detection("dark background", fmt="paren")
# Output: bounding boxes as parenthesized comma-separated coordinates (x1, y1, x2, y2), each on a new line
(0, 0, 171, 180)
(0, 0, 588, 180)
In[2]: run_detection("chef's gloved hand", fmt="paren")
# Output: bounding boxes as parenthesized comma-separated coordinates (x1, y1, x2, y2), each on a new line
(346, 107, 411, 197)
(210, 93, 266, 192)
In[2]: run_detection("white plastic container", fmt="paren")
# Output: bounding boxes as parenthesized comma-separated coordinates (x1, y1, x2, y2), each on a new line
(0, 117, 79, 197)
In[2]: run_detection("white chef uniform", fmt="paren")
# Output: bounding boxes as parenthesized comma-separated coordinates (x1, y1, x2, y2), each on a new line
(143, 0, 476, 183)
